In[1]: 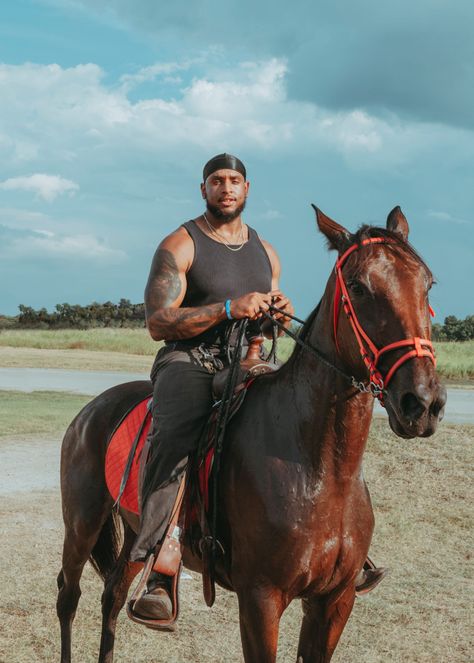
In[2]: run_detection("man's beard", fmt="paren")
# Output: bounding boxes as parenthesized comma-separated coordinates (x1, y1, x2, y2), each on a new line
(206, 199, 246, 223)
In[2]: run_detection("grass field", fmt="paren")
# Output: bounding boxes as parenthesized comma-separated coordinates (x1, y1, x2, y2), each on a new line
(0, 390, 90, 438)
(0, 327, 158, 355)
(0, 390, 472, 662)
(1, 328, 473, 380)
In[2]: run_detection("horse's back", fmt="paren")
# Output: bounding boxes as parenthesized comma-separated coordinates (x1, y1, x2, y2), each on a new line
(62, 380, 152, 452)
(60, 380, 152, 510)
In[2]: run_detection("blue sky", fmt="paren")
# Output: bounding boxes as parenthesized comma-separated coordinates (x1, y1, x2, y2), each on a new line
(0, 0, 473, 321)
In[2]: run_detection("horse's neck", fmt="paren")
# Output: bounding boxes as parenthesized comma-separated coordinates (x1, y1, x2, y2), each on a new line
(282, 292, 374, 483)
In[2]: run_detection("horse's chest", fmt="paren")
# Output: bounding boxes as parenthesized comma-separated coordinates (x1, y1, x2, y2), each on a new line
(253, 483, 372, 586)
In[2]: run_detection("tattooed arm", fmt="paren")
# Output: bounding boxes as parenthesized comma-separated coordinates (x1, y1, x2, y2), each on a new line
(144, 229, 226, 341)
(145, 228, 273, 341)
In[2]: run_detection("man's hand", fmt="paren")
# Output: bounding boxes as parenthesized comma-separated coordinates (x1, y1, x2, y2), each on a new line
(229, 289, 295, 337)
(256, 289, 294, 338)
(229, 292, 273, 320)
(269, 289, 294, 327)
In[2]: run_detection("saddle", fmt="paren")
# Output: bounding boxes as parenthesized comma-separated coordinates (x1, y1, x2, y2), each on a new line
(211, 335, 276, 399)
(105, 335, 277, 629)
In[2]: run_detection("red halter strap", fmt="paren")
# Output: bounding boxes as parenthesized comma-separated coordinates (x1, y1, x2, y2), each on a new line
(334, 238, 436, 400)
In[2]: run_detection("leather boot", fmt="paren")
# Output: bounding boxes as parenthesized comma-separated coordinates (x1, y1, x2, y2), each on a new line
(355, 557, 388, 597)
(132, 571, 173, 620)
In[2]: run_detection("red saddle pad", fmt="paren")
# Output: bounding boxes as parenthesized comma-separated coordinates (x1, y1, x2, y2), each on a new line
(105, 397, 152, 514)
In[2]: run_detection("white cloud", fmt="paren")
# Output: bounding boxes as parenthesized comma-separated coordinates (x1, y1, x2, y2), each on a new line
(0, 58, 461, 176)
(259, 209, 283, 220)
(0, 174, 79, 201)
(426, 210, 472, 225)
(119, 60, 195, 92)
(23, 232, 127, 260)
(1, 225, 127, 262)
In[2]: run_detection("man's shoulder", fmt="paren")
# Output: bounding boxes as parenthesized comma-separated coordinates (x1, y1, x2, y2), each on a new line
(157, 223, 195, 270)
(258, 236, 278, 260)
(159, 221, 196, 249)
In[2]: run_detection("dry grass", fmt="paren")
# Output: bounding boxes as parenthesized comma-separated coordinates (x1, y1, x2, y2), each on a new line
(0, 386, 471, 662)
(0, 346, 153, 372)
(1, 329, 473, 381)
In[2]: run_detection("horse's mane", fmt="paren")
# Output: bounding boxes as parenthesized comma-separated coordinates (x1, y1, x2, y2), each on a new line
(282, 224, 433, 367)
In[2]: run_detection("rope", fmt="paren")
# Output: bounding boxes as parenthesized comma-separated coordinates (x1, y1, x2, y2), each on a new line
(262, 307, 357, 384)
(264, 305, 386, 398)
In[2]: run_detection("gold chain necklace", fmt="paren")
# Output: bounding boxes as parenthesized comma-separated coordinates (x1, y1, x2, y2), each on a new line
(202, 213, 246, 252)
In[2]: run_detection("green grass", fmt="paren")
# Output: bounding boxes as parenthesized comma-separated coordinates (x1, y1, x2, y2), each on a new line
(0, 390, 91, 438)
(435, 340, 474, 379)
(0, 329, 473, 379)
(0, 328, 158, 355)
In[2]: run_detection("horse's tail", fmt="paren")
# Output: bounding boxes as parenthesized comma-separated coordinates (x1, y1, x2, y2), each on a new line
(89, 509, 122, 580)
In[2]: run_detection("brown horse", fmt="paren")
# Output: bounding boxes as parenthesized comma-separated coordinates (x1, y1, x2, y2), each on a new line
(57, 206, 446, 663)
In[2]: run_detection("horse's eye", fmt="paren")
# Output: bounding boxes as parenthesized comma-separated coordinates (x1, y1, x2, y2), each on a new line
(348, 280, 364, 296)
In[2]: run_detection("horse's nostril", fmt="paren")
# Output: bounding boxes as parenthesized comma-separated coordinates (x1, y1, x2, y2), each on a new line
(400, 392, 426, 421)
(431, 389, 447, 419)
(431, 401, 442, 417)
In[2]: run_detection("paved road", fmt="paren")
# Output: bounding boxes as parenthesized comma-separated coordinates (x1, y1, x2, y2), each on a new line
(0, 367, 148, 394)
(1, 368, 472, 494)
(0, 367, 472, 424)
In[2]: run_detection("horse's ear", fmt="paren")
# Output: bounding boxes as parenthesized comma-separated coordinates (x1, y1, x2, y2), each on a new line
(387, 206, 409, 241)
(311, 204, 351, 253)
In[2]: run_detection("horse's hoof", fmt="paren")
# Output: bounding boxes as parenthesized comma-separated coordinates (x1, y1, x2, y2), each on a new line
(132, 587, 173, 620)
(355, 567, 388, 596)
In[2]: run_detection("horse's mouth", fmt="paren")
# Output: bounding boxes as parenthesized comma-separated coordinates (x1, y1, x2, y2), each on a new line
(385, 395, 446, 440)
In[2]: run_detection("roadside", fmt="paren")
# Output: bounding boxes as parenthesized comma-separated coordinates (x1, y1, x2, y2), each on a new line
(0, 345, 153, 372)
(1, 334, 473, 384)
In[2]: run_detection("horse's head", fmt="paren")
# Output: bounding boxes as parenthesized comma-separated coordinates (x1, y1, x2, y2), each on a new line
(313, 205, 446, 439)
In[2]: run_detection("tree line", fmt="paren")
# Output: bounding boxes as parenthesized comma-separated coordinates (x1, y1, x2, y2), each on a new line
(432, 316, 474, 342)
(13, 300, 145, 329)
(0, 302, 473, 341)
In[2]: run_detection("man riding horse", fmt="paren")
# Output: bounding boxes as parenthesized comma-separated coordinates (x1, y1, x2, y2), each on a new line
(130, 153, 385, 623)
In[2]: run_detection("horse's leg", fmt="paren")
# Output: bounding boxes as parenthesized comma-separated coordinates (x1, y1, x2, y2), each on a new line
(57, 426, 115, 663)
(296, 587, 355, 663)
(237, 586, 285, 663)
(57, 525, 102, 663)
(98, 524, 141, 663)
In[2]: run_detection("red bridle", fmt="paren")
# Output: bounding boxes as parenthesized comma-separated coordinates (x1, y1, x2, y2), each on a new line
(333, 238, 436, 401)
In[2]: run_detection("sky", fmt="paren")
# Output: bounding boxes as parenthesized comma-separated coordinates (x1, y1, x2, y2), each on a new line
(0, 0, 473, 321)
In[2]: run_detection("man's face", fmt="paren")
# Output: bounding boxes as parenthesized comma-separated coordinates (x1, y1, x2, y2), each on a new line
(201, 168, 249, 222)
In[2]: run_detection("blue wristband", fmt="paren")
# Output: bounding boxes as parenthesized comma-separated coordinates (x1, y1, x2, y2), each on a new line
(225, 299, 233, 320)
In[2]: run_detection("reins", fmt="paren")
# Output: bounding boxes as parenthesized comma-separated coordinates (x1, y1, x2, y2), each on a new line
(262, 306, 366, 391)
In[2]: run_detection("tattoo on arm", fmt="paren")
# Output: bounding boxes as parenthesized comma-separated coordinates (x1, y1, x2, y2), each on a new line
(150, 302, 226, 340)
(146, 248, 183, 309)
(145, 248, 225, 340)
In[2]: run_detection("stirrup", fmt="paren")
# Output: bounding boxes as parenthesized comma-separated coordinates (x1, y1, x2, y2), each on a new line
(355, 559, 388, 597)
(126, 555, 181, 631)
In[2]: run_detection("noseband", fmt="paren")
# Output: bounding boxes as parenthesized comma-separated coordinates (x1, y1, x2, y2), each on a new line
(334, 238, 436, 399)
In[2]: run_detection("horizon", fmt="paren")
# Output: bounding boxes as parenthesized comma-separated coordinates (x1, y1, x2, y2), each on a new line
(1, 1, 473, 321)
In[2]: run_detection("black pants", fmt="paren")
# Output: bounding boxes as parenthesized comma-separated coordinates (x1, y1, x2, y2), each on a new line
(130, 346, 220, 562)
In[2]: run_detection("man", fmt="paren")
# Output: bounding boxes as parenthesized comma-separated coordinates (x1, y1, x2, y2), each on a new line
(130, 153, 384, 622)
(130, 153, 294, 621)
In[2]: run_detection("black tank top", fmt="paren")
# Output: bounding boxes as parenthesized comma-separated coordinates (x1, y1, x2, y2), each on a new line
(169, 219, 273, 347)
